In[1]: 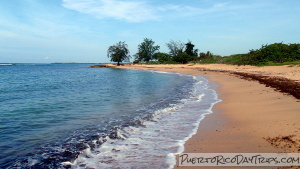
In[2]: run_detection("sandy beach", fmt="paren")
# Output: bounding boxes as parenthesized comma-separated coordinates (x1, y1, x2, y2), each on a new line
(94, 63, 300, 168)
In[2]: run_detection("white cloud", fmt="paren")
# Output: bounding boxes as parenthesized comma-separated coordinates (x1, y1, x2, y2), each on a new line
(62, 0, 158, 22)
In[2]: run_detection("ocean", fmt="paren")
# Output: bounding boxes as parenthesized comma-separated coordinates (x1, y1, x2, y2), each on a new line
(0, 63, 219, 168)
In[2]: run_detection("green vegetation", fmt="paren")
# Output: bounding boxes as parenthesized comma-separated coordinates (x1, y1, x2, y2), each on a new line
(185, 41, 198, 57)
(166, 40, 185, 57)
(172, 52, 195, 64)
(107, 39, 300, 66)
(107, 41, 131, 66)
(157, 40, 199, 64)
(131, 39, 199, 64)
(194, 43, 300, 66)
(199, 51, 222, 64)
(219, 43, 300, 66)
(263, 61, 300, 66)
(135, 38, 160, 62)
(153, 52, 172, 63)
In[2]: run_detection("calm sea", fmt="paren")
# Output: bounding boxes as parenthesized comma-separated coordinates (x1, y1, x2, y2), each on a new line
(0, 63, 219, 168)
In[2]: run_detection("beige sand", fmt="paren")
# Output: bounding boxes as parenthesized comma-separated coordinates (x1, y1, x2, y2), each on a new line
(105, 63, 300, 81)
(96, 63, 300, 168)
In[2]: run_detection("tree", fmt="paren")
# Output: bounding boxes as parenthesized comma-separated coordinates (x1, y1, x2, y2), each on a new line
(136, 38, 160, 62)
(172, 52, 194, 64)
(185, 40, 198, 57)
(153, 52, 171, 63)
(166, 40, 185, 56)
(107, 41, 130, 66)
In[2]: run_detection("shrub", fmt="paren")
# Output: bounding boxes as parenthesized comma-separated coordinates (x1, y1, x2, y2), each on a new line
(172, 52, 195, 64)
(222, 43, 300, 66)
(133, 60, 141, 64)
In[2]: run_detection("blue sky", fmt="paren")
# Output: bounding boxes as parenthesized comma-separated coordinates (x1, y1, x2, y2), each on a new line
(0, 0, 299, 63)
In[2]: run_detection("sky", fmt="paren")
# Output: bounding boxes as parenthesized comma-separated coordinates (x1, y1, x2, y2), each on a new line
(0, 0, 299, 63)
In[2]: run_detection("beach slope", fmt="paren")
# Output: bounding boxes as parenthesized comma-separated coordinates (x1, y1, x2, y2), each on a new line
(100, 63, 300, 168)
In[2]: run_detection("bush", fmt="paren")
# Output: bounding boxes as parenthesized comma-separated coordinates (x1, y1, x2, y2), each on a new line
(133, 60, 141, 64)
(153, 52, 172, 63)
(221, 43, 300, 66)
(253, 43, 299, 65)
(199, 51, 222, 64)
(173, 52, 196, 64)
(163, 60, 181, 64)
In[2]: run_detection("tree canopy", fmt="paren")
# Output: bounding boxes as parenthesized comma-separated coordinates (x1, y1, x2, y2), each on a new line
(153, 52, 171, 63)
(166, 40, 185, 57)
(105, 38, 300, 66)
(185, 40, 198, 57)
(164, 40, 198, 64)
(107, 41, 131, 66)
(135, 38, 160, 62)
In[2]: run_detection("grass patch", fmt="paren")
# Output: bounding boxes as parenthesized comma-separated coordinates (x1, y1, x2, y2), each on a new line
(263, 61, 300, 66)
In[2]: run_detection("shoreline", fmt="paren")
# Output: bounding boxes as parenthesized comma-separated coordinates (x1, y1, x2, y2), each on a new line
(96, 63, 300, 168)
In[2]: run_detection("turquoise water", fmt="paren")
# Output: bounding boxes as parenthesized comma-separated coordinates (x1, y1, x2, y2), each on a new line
(0, 64, 219, 168)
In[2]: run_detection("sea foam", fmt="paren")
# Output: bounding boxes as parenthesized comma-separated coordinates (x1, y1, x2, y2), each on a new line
(64, 73, 220, 169)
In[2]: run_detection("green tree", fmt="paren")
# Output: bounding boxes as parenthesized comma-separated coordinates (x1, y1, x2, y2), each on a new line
(136, 38, 160, 62)
(153, 52, 171, 63)
(172, 52, 194, 64)
(107, 41, 131, 66)
(185, 40, 198, 57)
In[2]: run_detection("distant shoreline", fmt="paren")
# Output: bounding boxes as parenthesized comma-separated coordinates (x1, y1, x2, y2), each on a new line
(52, 62, 101, 64)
